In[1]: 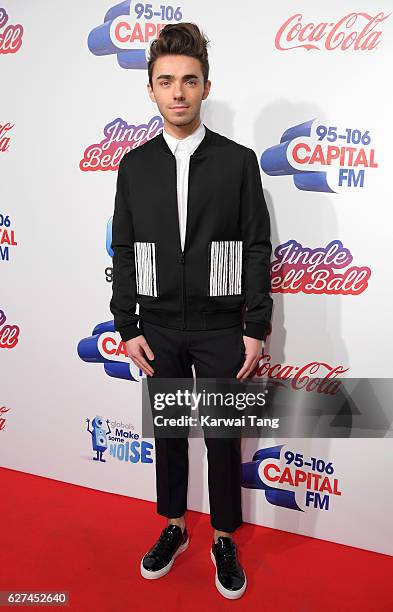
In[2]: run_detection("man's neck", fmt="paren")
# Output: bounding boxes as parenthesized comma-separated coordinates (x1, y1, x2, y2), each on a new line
(163, 117, 202, 140)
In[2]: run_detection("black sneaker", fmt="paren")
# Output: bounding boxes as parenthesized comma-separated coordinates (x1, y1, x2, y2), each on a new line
(210, 537, 247, 599)
(140, 524, 189, 579)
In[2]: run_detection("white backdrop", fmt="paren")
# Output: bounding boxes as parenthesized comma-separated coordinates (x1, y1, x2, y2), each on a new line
(1, 0, 392, 556)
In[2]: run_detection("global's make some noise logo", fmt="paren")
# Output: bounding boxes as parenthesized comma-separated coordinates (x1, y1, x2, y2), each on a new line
(242, 445, 342, 511)
(271, 240, 371, 295)
(261, 119, 378, 192)
(86, 416, 153, 463)
(79, 115, 163, 171)
(88, 1, 183, 69)
(1, 213, 17, 261)
(0, 8, 23, 54)
(275, 12, 390, 51)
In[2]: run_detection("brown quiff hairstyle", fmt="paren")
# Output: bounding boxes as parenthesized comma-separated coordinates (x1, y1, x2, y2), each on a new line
(147, 22, 210, 88)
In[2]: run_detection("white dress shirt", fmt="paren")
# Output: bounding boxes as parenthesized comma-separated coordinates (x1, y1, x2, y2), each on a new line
(162, 121, 206, 251)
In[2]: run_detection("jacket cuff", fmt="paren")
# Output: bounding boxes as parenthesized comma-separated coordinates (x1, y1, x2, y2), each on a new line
(242, 321, 267, 341)
(118, 323, 142, 342)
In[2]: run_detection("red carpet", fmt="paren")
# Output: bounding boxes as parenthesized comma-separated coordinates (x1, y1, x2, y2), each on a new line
(1, 467, 392, 611)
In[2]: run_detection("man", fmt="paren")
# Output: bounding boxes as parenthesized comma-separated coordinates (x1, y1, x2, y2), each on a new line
(110, 22, 273, 600)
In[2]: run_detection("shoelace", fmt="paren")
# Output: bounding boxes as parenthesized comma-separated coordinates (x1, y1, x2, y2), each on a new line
(215, 542, 239, 574)
(151, 529, 180, 559)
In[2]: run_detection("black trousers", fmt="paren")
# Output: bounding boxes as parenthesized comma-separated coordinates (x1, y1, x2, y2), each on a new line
(139, 317, 245, 533)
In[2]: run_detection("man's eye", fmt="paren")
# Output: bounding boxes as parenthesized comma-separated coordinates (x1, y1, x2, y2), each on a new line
(159, 80, 196, 86)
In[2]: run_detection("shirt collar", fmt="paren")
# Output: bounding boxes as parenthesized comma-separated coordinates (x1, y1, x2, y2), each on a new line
(162, 121, 206, 156)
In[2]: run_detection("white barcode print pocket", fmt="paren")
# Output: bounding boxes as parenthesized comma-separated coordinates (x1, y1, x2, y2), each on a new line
(134, 242, 158, 297)
(208, 240, 243, 296)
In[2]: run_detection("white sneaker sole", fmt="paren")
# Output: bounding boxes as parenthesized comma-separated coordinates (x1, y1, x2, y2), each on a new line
(140, 536, 189, 579)
(210, 548, 247, 599)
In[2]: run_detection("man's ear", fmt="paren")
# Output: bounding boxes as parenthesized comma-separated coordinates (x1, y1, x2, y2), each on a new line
(147, 82, 156, 103)
(202, 80, 211, 101)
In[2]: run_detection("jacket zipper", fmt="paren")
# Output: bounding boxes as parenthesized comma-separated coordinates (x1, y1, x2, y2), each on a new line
(178, 157, 194, 330)
(173, 154, 195, 330)
(179, 251, 186, 329)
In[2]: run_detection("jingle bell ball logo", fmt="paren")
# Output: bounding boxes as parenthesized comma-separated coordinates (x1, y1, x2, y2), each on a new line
(0, 7, 24, 54)
(0, 309, 20, 349)
(261, 118, 378, 192)
(242, 445, 342, 512)
(80, 115, 163, 172)
(271, 240, 371, 295)
(88, 0, 184, 69)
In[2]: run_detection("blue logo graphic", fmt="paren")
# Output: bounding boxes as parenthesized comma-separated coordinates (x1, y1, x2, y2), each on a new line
(88, 2, 184, 69)
(88, 1, 147, 69)
(241, 445, 303, 511)
(77, 320, 144, 382)
(106, 217, 113, 257)
(260, 119, 377, 193)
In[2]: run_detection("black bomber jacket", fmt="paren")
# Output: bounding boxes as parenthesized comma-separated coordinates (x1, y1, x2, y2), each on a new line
(109, 123, 273, 342)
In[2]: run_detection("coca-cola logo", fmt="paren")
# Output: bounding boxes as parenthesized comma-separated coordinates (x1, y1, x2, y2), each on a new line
(271, 240, 371, 295)
(80, 115, 163, 172)
(275, 12, 390, 51)
(0, 121, 14, 153)
(0, 8, 23, 54)
(255, 350, 349, 395)
(0, 405, 10, 431)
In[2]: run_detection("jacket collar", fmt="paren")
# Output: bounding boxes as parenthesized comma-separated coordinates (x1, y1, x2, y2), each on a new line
(158, 122, 213, 159)
(162, 121, 205, 156)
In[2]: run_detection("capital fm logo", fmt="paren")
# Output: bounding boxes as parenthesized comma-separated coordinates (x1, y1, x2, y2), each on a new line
(77, 319, 145, 381)
(261, 119, 378, 192)
(86, 415, 153, 464)
(0, 7, 23, 54)
(271, 240, 371, 295)
(275, 12, 390, 51)
(88, 0, 184, 69)
(1, 213, 17, 261)
(242, 445, 342, 512)
(0, 309, 19, 349)
(80, 115, 163, 171)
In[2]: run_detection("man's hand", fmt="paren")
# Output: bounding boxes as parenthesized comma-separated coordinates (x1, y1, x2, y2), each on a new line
(236, 336, 263, 381)
(125, 335, 155, 377)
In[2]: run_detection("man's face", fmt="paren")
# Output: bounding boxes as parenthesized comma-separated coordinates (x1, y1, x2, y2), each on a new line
(147, 54, 210, 128)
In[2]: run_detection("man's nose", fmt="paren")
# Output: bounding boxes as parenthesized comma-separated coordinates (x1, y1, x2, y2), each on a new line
(173, 83, 185, 98)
